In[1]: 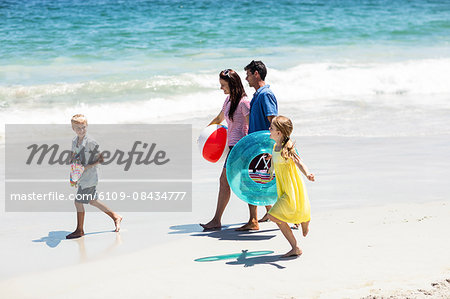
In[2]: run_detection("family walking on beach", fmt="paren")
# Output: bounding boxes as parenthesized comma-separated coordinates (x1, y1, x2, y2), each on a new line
(65, 60, 314, 258)
(200, 60, 315, 257)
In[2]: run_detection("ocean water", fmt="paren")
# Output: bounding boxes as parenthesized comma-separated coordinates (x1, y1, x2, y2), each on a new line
(1, 0, 450, 137)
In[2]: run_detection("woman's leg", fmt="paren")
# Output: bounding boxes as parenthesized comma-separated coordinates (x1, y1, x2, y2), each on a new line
(201, 168, 231, 229)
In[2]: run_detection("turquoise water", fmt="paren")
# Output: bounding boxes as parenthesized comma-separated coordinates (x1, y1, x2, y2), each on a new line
(2, 0, 450, 65)
(1, 0, 450, 136)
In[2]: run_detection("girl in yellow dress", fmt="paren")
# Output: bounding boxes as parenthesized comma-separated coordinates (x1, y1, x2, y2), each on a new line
(267, 115, 315, 257)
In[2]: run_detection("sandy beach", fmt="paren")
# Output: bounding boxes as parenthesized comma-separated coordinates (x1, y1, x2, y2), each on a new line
(1, 135, 449, 298)
(1, 201, 449, 298)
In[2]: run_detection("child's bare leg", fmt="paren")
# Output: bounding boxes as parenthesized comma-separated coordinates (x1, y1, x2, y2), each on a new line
(66, 202, 86, 239)
(236, 204, 259, 231)
(268, 214, 302, 257)
(258, 205, 273, 222)
(89, 200, 122, 232)
(201, 168, 230, 229)
(301, 220, 310, 237)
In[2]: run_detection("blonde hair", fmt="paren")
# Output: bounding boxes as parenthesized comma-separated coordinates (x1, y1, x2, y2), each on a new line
(71, 114, 87, 125)
(272, 115, 296, 160)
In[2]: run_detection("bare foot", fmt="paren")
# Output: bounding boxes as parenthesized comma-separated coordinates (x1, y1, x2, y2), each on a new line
(301, 221, 310, 237)
(235, 220, 259, 231)
(200, 220, 221, 230)
(258, 213, 270, 223)
(282, 247, 302, 258)
(66, 230, 84, 239)
(291, 223, 299, 230)
(114, 215, 123, 232)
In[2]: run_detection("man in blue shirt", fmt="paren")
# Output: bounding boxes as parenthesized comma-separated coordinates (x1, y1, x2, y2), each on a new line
(236, 60, 278, 231)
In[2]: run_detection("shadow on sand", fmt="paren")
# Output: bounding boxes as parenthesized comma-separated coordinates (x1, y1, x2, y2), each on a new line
(168, 223, 249, 235)
(191, 227, 278, 241)
(33, 230, 114, 248)
(226, 253, 297, 269)
(195, 249, 298, 269)
(168, 224, 208, 234)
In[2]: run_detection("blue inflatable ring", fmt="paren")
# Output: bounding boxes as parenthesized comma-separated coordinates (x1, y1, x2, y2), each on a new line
(226, 131, 277, 206)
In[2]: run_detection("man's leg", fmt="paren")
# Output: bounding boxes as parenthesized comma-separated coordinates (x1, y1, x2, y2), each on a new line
(236, 204, 259, 231)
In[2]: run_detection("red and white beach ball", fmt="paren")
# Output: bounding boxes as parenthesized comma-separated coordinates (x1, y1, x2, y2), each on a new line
(197, 124, 228, 163)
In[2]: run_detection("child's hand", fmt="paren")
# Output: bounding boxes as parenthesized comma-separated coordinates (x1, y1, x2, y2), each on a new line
(98, 154, 104, 164)
(307, 173, 315, 181)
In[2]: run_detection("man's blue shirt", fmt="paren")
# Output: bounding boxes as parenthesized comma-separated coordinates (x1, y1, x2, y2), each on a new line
(248, 85, 278, 133)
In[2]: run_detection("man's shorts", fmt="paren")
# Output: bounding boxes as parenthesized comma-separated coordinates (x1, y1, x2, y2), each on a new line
(75, 186, 98, 204)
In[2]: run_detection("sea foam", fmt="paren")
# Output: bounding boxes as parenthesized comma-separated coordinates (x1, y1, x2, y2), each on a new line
(1, 58, 449, 139)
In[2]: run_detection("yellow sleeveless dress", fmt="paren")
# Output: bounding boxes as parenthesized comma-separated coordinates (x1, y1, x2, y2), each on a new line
(268, 145, 311, 224)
